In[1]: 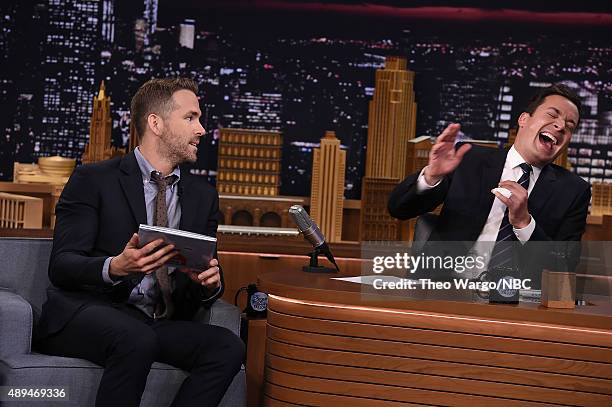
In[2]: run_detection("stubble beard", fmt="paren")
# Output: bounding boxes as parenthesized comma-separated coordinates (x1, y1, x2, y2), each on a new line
(158, 130, 196, 167)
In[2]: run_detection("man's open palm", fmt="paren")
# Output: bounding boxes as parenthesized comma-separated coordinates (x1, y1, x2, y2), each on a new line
(425, 123, 471, 185)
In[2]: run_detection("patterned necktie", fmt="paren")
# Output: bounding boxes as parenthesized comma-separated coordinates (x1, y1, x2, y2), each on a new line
(489, 163, 532, 269)
(150, 170, 177, 319)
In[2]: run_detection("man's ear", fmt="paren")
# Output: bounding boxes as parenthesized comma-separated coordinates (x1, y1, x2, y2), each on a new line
(147, 113, 164, 136)
(517, 112, 530, 128)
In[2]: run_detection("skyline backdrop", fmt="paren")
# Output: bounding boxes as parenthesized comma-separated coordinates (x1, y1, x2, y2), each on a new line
(1, 0, 610, 199)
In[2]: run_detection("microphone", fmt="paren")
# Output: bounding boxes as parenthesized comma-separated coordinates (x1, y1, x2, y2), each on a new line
(289, 205, 339, 272)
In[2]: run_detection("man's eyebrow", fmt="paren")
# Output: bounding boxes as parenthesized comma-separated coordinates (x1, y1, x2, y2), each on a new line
(185, 110, 201, 117)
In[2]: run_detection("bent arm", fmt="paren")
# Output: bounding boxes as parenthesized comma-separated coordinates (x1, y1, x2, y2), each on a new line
(199, 189, 224, 306)
(528, 185, 590, 273)
(530, 185, 590, 242)
(388, 168, 451, 220)
(49, 166, 108, 289)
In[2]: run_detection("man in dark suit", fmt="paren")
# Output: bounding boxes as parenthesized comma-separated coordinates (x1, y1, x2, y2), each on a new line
(37, 78, 244, 407)
(388, 84, 590, 276)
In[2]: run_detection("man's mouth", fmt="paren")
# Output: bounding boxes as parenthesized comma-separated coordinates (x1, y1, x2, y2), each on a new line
(538, 131, 558, 152)
(189, 141, 199, 148)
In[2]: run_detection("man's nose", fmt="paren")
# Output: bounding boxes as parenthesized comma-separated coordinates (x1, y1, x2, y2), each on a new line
(196, 121, 206, 137)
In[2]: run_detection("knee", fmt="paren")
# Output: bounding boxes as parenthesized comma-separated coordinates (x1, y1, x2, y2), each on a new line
(228, 330, 246, 370)
(201, 327, 245, 373)
(219, 328, 245, 373)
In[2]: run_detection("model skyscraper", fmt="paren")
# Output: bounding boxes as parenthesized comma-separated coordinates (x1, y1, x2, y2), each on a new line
(310, 131, 346, 243)
(592, 183, 612, 216)
(360, 56, 417, 240)
(81, 81, 123, 164)
(217, 128, 282, 196)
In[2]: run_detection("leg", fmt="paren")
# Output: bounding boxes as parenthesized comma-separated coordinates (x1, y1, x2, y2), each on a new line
(39, 304, 158, 407)
(152, 320, 245, 407)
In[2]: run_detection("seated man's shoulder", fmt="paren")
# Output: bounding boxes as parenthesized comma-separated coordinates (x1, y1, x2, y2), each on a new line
(548, 163, 590, 191)
(73, 156, 123, 178)
(187, 172, 215, 187)
(62, 157, 124, 198)
(182, 170, 218, 195)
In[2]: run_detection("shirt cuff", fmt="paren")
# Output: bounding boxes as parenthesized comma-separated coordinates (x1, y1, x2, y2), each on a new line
(201, 282, 222, 302)
(513, 215, 536, 244)
(416, 166, 442, 194)
(102, 257, 121, 285)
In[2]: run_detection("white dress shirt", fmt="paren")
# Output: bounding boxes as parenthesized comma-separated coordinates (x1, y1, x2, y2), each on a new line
(416, 145, 542, 272)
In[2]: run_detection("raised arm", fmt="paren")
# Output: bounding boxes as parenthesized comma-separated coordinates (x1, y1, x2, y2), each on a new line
(388, 123, 471, 220)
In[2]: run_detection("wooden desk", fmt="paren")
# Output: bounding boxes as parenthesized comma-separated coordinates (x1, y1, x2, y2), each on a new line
(245, 318, 267, 407)
(258, 271, 612, 406)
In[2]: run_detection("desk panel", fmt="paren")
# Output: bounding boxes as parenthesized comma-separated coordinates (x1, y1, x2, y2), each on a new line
(260, 272, 612, 406)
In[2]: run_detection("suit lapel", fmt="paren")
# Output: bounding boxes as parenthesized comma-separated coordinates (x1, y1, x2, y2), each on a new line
(528, 164, 557, 221)
(178, 169, 198, 232)
(479, 148, 508, 217)
(118, 152, 147, 226)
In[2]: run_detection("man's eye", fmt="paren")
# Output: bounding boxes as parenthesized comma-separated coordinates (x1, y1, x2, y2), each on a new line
(186, 116, 192, 121)
(547, 112, 557, 118)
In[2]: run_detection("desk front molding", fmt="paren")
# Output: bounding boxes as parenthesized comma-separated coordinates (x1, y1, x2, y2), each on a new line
(259, 271, 612, 406)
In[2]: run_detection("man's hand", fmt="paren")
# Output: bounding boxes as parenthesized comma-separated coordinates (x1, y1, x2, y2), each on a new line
(492, 181, 531, 229)
(424, 123, 471, 185)
(178, 258, 221, 290)
(109, 233, 177, 278)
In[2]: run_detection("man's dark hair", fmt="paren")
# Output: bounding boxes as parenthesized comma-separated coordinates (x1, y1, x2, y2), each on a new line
(130, 77, 198, 139)
(524, 83, 582, 124)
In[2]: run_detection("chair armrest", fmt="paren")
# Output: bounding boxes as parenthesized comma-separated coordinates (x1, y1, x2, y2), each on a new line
(194, 299, 241, 337)
(0, 288, 33, 358)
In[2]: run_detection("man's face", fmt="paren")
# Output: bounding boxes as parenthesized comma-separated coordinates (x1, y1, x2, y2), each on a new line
(514, 94, 579, 167)
(159, 89, 205, 165)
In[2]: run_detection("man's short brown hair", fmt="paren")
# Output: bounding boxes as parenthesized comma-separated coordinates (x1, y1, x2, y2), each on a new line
(524, 83, 582, 125)
(130, 77, 198, 139)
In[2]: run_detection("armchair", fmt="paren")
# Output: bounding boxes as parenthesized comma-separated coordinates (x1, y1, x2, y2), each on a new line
(0, 238, 245, 406)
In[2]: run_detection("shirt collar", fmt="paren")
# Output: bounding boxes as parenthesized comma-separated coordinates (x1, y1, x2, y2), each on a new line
(134, 147, 181, 185)
(507, 145, 542, 179)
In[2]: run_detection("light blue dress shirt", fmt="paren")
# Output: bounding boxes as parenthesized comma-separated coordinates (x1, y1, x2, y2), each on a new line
(101, 147, 181, 316)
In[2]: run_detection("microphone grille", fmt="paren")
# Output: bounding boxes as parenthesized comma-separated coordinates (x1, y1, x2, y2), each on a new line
(288, 205, 311, 231)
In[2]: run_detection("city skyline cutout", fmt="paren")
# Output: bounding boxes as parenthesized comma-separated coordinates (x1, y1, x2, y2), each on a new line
(0, 0, 610, 200)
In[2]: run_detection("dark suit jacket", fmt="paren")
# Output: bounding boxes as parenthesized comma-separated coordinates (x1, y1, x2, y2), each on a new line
(388, 146, 591, 282)
(38, 151, 224, 338)
(388, 145, 591, 242)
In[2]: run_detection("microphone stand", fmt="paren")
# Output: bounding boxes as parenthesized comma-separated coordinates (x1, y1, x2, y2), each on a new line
(303, 246, 338, 273)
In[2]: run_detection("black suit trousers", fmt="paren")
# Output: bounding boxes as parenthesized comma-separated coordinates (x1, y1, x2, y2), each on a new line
(38, 304, 245, 407)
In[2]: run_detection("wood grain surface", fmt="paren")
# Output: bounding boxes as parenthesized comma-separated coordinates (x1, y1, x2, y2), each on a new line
(260, 271, 612, 406)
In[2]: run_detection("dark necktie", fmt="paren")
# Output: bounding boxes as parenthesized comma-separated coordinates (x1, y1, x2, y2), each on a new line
(489, 163, 532, 269)
(150, 170, 177, 319)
